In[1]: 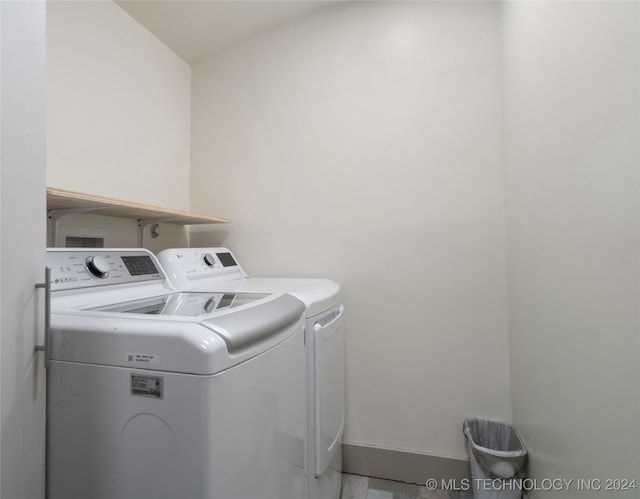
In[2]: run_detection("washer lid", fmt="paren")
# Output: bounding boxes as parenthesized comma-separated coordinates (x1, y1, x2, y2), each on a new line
(202, 293, 305, 352)
(51, 293, 305, 375)
(93, 291, 305, 351)
(91, 291, 270, 316)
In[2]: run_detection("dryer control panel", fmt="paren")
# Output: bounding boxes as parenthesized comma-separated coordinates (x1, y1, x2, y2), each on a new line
(46, 249, 165, 291)
(157, 247, 247, 287)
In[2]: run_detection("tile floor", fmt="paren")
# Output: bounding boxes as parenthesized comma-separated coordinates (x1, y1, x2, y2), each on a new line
(341, 474, 473, 499)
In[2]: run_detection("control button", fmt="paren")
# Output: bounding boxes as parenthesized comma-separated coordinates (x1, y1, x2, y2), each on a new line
(203, 253, 216, 267)
(86, 255, 110, 278)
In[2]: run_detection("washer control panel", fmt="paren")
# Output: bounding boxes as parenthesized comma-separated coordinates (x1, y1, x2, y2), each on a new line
(46, 249, 165, 291)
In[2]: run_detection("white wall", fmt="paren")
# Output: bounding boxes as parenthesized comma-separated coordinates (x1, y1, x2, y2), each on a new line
(47, 0, 191, 210)
(0, 1, 47, 497)
(503, 2, 640, 496)
(191, 1, 511, 460)
(45, 0, 640, 486)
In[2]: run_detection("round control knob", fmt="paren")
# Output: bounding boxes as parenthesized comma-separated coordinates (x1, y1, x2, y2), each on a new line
(86, 255, 110, 278)
(203, 253, 216, 267)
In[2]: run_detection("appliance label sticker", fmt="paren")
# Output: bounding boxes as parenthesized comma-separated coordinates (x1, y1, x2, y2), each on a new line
(126, 352, 159, 364)
(130, 374, 164, 400)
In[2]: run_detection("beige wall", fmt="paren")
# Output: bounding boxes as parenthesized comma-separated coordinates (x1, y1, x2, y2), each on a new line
(47, 0, 191, 211)
(43, 0, 640, 486)
(190, 1, 512, 461)
(46, 1, 192, 250)
(503, 2, 640, 496)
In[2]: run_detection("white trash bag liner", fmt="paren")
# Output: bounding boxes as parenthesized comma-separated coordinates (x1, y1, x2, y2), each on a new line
(463, 419, 527, 480)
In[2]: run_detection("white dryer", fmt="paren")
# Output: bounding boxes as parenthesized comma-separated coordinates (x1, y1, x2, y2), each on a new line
(45, 248, 306, 499)
(157, 248, 345, 499)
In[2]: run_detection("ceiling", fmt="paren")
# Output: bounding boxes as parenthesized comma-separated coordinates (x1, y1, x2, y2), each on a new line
(115, 0, 339, 66)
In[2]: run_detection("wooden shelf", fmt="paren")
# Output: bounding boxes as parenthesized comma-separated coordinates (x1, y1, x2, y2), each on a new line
(47, 187, 230, 225)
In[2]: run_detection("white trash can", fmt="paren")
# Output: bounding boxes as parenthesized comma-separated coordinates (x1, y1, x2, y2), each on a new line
(463, 419, 527, 499)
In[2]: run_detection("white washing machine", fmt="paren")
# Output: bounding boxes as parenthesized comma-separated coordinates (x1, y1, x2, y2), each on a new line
(157, 248, 345, 499)
(45, 248, 306, 499)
